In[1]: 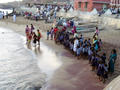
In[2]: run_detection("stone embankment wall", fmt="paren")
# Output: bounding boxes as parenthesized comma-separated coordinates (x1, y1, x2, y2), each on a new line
(58, 11, 120, 29)
(100, 17, 120, 29)
(79, 14, 120, 29)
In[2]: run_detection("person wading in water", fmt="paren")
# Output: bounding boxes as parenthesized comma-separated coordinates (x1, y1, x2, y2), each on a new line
(37, 29, 42, 45)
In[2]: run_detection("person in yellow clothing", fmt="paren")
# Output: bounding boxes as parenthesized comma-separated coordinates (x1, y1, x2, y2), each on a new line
(37, 29, 42, 45)
(53, 19, 56, 28)
(93, 33, 98, 44)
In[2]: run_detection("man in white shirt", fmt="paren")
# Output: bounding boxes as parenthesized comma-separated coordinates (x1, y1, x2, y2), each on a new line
(13, 14, 16, 22)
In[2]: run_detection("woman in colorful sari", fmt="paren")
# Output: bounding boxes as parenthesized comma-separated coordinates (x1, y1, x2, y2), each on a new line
(25, 25, 30, 44)
(108, 49, 117, 74)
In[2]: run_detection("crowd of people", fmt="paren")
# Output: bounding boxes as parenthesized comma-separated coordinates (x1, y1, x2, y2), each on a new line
(46, 23, 117, 83)
(23, 4, 73, 21)
(23, 8, 118, 83)
(23, 5, 58, 21)
(25, 24, 42, 48)
(0, 11, 9, 19)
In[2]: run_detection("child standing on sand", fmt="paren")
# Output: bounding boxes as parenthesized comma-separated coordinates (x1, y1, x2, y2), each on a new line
(97, 61, 104, 81)
(77, 44, 83, 59)
(101, 53, 106, 64)
(50, 28, 54, 40)
(73, 38, 79, 55)
(91, 54, 97, 71)
(103, 64, 108, 83)
(80, 35, 84, 44)
(47, 30, 50, 40)
(77, 46, 80, 59)
(54, 27, 58, 40)
(88, 38, 91, 46)
(88, 47, 93, 63)
(98, 39, 102, 50)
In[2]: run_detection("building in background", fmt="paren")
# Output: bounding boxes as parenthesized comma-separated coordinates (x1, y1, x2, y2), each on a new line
(74, 0, 110, 11)
(24, 0, 71, 7)
(110, 0, 120, 7)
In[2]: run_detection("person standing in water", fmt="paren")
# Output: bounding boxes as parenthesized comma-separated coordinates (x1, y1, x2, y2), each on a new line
(47, 30, 50, 40)
(6, 11, 8, 19)
(50, 27, 54, 40)
(25, 25, 30, 44)
(27, 32, 32, 48)
(37, 29, 42, 45)
(33, 32, 38, 47)
(2, 12, 5, 19)
(30, 24, 35, 34)
(13, 14, 16, 22)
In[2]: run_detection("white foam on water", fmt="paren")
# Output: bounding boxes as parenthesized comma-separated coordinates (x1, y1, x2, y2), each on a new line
(0, 27, 46, 90)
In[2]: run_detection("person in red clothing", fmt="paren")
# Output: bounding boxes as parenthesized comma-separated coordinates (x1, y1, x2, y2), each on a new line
(73, 26, 76, 31)
(54, 27, 58, 33)
(67, 20, 70, 27)
(54, 27, 58, 40)
(62, 26, 66, 31)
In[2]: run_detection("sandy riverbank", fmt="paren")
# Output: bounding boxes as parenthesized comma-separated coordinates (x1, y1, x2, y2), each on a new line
(0, 16, 120, 90)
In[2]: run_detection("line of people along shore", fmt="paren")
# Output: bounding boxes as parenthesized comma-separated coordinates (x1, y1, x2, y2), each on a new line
(46, 23, 117, 83)
(25, 21, 117, 83)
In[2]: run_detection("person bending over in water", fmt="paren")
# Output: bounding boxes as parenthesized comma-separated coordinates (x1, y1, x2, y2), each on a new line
(33, 32, 37, 47)
(27, 33, 32, 47)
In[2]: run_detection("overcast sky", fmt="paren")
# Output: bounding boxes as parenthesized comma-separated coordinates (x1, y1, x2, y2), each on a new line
(0, 0, 22, 3)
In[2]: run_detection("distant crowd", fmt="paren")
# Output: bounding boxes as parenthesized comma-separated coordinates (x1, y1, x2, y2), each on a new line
(23, 5, 73, 21)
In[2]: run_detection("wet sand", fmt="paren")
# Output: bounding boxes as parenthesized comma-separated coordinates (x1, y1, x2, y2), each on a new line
(0, 16, 120, 90)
